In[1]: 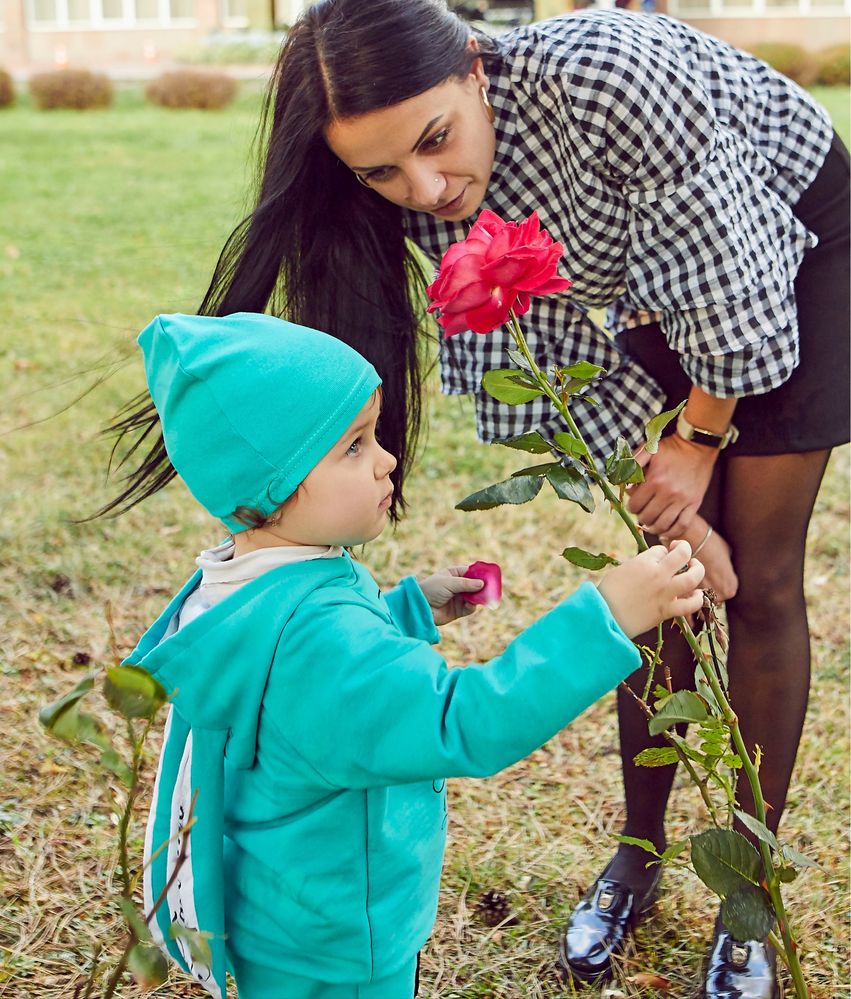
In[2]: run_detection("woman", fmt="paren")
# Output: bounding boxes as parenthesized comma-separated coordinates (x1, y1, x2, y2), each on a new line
(105, 2, 849, 994)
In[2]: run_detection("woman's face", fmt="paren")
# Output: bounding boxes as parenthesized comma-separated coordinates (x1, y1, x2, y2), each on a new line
(324, 59, 496, 222)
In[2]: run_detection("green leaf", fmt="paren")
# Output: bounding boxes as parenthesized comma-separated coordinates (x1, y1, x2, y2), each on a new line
(506, 348, 534, 374)
(733, 811, 780, 853)
(103, 665, 167, 720)
(561, 547, 619, 571)
(545, 464, 595, 513)
(101, 748, 134, 788)
(494, 430, 552, 454)
(781, 844, 822, 870)
(644, 401, 686, 455)
(661, 839, 690, 862)
(119, 897, 152, 944)
(633, 746, 680, 768)
(574, 394, 599, 406)
(127, 942, 169, 989)
(777, 865, 799, 883)
(560, 361, 606, 380)
(605, 436, 645, 486)
(690, 829, 762, 898)
(551, 432, 588, 459)
(456, 475, 544, 511)
(169, 923, 214, 967)
(39, 674, 112, 750)
(511, 462, 560, 477)
(721, 885, 775, 941)
(614, 835, 660, 857)
(481, 369, 544, 405)
(39, 673, 96, 732)
(648, 690, 709, 736)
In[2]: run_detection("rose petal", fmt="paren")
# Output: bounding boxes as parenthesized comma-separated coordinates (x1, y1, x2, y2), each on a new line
(462, 561, 502, 608)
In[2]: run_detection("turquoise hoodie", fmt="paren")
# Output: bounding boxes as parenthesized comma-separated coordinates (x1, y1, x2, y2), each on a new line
(128, 551, 640, 997)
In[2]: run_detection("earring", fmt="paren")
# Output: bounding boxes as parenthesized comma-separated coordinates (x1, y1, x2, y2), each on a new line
(480, 85, 495, 124)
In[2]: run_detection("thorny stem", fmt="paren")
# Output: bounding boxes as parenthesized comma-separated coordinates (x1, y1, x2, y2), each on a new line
(505, 311, 807, 997)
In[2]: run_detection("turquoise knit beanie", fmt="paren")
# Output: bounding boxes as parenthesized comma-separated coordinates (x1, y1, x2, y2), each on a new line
(138, 313, 382, 532)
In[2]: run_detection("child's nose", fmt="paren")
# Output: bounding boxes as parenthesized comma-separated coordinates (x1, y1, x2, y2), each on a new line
(379, 447, 397, 477)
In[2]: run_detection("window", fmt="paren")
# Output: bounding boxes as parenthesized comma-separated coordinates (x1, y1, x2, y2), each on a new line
(28, 0, 197, 27)
(221, 0, 248, 25)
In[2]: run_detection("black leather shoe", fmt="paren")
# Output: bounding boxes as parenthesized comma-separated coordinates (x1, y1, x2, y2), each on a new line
(703, 917, 779, 999)
(558, 866, 661, 982)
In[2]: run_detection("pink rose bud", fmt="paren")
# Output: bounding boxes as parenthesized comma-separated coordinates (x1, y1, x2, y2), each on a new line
(462, 561, 502, 609)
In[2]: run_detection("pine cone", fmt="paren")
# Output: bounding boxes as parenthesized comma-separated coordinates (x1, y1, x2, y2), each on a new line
(474, 889, 518, 927)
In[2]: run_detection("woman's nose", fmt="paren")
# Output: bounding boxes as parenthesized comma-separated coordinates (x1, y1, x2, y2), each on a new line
(407, 165, 446, 208)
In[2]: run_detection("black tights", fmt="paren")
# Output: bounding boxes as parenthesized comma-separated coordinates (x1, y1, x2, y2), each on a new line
(605, 448, 832, 895)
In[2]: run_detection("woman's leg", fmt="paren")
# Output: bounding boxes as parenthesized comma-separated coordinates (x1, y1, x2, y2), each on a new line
(604, 470, 725, 895)
(720, 449, 830, 834)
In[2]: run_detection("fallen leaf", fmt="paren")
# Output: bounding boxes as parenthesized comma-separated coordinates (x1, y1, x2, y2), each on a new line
(627, 973, 672, 990)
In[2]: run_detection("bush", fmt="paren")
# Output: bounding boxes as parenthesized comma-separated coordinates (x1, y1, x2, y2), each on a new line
(144, 69, 237, 110)
(0, 69, 14, 108)
(814, 44, 851, 86)
(750, 43, 818, 86)
(29, 68, 112, 110)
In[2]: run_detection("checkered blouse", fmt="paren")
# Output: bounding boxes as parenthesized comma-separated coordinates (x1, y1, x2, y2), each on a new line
(403, 11, 833, 463)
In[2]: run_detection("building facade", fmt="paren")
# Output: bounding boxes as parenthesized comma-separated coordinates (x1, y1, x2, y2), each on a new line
(0, 0, 308, 72)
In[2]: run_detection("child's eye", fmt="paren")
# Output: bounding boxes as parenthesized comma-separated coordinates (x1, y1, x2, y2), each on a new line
(346, 438, 361, 456)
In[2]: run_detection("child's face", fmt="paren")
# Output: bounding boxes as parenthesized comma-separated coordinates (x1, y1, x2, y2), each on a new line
(272, 391, 397, 547)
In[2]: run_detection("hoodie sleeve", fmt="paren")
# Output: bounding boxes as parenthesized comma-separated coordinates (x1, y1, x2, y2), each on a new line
(381, 575, 440, 645)
(263, 582, 639, 788)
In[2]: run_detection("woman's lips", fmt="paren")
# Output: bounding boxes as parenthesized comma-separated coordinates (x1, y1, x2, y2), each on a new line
(434, 189, 465, 217)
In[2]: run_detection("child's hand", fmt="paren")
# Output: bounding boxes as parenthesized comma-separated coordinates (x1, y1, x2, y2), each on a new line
(661, 515, 738, 603)
(419, 567, 486, 626)
(597, 540, 705, 638)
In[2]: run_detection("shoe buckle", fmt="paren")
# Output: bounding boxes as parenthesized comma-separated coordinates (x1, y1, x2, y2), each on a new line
(598, 888, 616, 911)
(730, 942, 749, 967)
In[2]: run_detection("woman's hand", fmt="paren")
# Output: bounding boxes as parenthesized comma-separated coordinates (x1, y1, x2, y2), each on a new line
(627, 433, 718, 537)
(419, 567, 485, 626)
(667, 515, 738, 603)
(597, 540, 705, 638)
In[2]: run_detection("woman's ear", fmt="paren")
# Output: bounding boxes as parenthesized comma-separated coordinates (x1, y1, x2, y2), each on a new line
(466, 36, 489, 86)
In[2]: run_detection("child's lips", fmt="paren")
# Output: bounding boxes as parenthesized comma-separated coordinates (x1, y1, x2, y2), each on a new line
(379, 490, 393, 510)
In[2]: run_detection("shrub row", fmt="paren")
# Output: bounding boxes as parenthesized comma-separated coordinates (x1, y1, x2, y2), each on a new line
(2, 68, 239, 110)
(750, 42, 851, 86)
(1, 43, 848, 112)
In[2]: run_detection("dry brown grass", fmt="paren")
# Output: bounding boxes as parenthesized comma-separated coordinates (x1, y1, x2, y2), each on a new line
(0, 376, 847, 998)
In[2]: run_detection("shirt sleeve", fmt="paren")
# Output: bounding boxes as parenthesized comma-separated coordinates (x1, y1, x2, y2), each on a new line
(266, 582, 640, 788)
(381, 575, 440, 645)
(555, 24, 815, 397)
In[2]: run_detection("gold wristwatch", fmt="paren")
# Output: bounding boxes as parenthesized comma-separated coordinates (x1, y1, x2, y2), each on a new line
(676, 410, 740, 449)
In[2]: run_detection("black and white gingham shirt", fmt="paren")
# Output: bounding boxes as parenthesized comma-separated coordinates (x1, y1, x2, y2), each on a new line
(403, 11, 833, 463)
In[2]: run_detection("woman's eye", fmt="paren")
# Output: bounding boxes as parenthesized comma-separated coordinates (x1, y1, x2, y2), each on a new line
(363, 166, 394, 184)
(422, 129, 449, 152)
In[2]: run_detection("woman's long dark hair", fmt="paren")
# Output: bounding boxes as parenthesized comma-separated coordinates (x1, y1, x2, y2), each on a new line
(101, 0, 485, 523)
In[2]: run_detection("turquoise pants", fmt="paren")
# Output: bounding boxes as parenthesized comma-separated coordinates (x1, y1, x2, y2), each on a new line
(230, 953, 419, 999)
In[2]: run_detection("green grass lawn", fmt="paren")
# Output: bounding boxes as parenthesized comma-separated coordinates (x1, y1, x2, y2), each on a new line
(0, 85, 848, 998)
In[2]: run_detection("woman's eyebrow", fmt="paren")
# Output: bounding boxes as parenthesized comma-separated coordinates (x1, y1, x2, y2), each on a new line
(351, 115, 444, 172)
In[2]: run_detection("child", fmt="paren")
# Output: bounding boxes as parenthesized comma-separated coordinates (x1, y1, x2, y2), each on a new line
(129, 312, 704, 999)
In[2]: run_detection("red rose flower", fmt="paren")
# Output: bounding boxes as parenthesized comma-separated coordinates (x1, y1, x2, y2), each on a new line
(426, 210, 572, 337)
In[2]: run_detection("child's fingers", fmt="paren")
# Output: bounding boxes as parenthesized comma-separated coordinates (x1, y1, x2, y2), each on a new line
(672, 558, 705, 593)
(673, 589, 705, 617)
(451, 577, 485, 592)
(660, 539, 693, 571)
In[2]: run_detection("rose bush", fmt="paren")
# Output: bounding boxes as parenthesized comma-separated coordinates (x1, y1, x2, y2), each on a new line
(426, 210, 571, 337)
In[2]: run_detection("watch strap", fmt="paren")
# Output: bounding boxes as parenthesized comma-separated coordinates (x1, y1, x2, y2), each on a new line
(676, 411, 739, 449)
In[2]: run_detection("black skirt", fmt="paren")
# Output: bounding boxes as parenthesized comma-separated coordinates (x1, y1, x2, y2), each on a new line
(617, 132, 850, 455)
